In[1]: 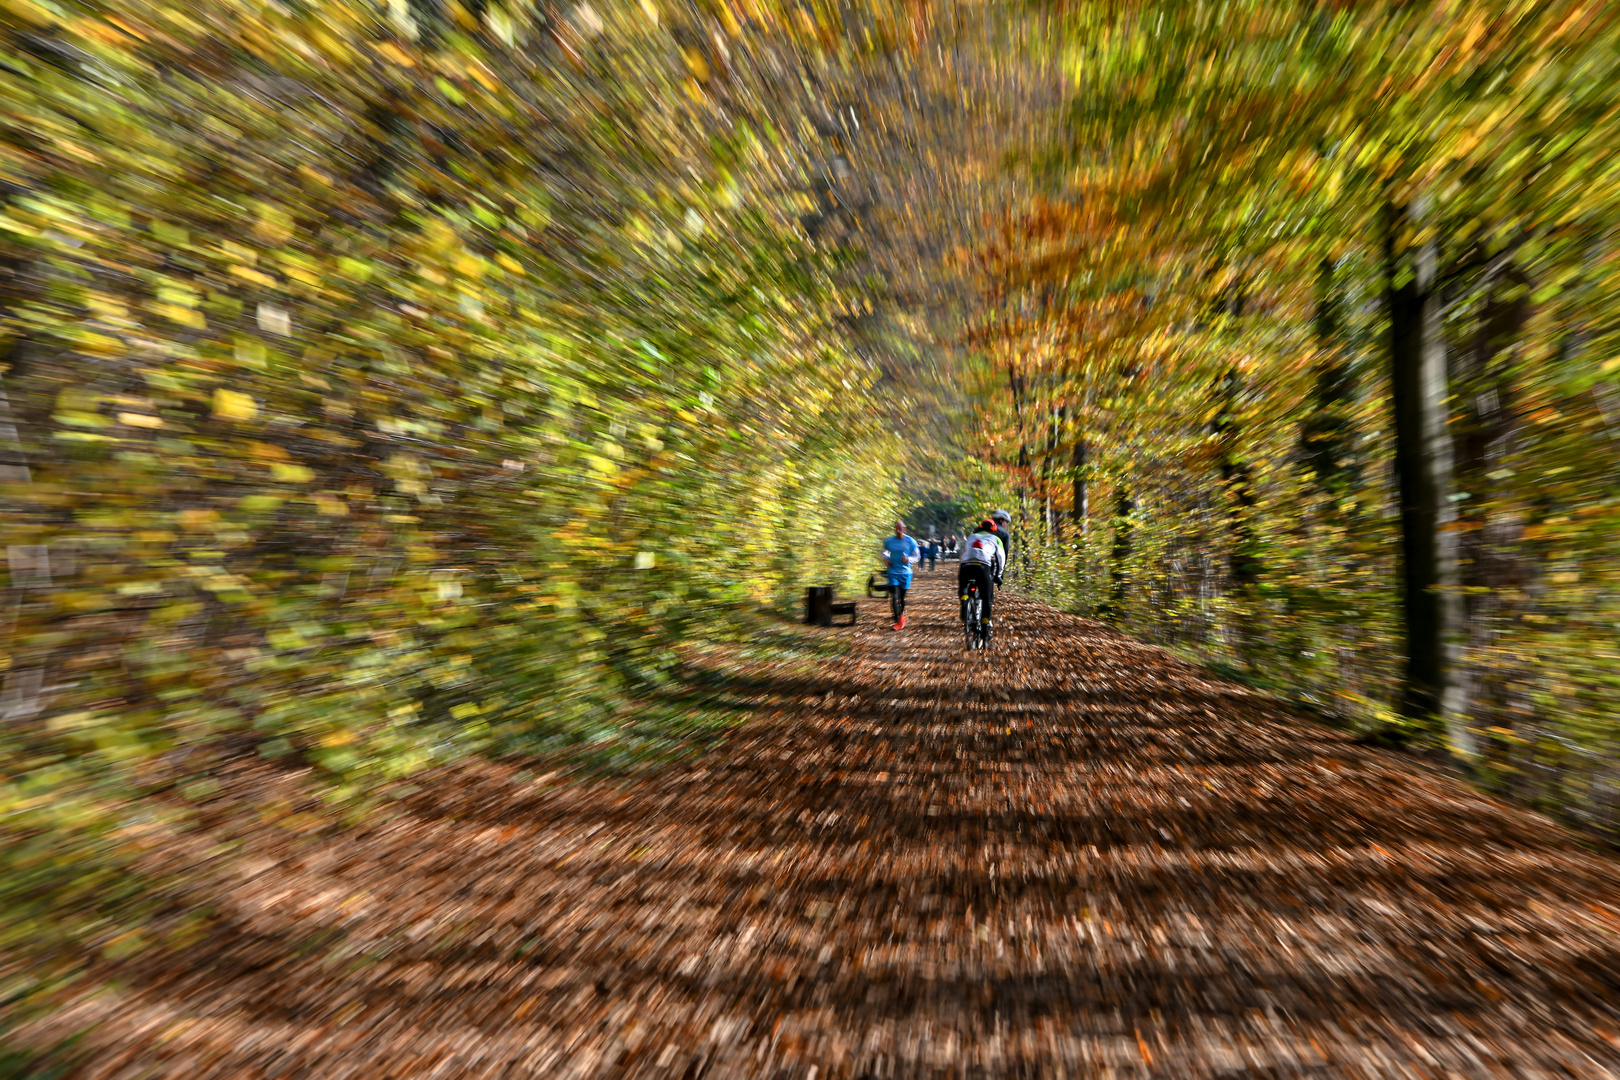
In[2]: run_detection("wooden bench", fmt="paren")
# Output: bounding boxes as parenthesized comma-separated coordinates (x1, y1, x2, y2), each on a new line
(807, 587, 859, 627)
(866, 572, 893, 597)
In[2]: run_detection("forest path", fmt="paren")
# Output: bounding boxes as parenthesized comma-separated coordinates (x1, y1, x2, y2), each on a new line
(21, 575, 1620, 1079)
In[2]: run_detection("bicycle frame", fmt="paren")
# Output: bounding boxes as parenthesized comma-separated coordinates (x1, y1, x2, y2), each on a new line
(961, 581, 986, 649)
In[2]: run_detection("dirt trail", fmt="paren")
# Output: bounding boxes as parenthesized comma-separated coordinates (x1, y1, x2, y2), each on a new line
(19, 575, 1620, 1079)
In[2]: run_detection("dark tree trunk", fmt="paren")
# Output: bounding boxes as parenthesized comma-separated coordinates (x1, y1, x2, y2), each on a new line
(1072, 438, 1088, 537)
(1009, 362, 1031, 520)
(1043, 405, 1060, 540)
(1211, 365, 1261, 667)
(1212, 271, 1261, 612)
(1385, 199, 1467, 751)
(1102, 487, 1133, 623)
(1302, 257, 1357, 494)
(1213, 367, 1262, 592)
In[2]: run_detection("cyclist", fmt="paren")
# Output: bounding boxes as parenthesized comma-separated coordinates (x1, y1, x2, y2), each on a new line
(881, 520, 920, 630)
(990, 509, 1012, 566)
(958, 518, 1004, 637)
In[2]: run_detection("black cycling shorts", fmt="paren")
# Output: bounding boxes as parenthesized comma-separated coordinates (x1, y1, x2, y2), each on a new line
(958, 563, 994, 621)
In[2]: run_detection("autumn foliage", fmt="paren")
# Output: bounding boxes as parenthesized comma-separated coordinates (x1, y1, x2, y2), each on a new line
(968, 0, 1620, 827)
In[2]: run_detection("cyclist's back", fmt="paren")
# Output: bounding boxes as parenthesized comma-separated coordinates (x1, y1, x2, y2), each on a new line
(958, 520, 1004, 632)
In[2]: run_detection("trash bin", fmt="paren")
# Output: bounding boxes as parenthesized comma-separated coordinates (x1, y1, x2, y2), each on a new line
(805, 586, 833, 627)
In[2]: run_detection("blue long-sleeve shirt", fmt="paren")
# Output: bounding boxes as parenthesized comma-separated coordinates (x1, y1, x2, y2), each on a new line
(882, 535, 920, 586)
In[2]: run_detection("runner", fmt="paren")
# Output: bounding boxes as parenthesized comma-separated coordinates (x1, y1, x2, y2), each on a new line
(880, 520, 920, 630)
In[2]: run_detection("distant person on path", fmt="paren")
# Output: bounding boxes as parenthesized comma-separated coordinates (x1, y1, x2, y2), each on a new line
(881, 520, 920, 630)
(927, 538, 938, 571)
(958, 518, 1004, 635)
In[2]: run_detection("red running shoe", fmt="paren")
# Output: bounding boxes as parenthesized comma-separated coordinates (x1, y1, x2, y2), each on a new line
(898, 614, 908, 629)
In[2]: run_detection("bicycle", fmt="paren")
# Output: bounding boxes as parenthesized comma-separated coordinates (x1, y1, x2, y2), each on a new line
(961, 579, 991, 649)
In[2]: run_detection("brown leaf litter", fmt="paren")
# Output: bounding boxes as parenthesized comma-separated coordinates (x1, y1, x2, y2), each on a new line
(12, 575, 1620, 1079)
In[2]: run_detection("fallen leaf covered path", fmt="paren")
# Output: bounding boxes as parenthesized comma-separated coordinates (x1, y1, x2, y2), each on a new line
(20, 575, 1620, 1078)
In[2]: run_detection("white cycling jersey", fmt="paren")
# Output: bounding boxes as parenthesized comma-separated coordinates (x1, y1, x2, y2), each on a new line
(959, 531, 1004, 575)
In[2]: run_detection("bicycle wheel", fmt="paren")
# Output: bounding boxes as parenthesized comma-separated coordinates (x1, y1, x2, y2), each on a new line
(967, 590, 982, 649)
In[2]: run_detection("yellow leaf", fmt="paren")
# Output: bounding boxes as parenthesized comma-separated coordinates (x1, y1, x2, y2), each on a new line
(467, 61, 499, 92)
(230, 265, 277, 287)
(46, 711, 95, 732)
(117, 412, 164, 428)
(7, 0, 58, 25)
(271, 462, 315, 483)
(213, 388, 258, 421)
(684, 47, 711, 82)
(255, 205, 293, 244)
(151, 303, 205, 328)
(377, 41, 415, 66)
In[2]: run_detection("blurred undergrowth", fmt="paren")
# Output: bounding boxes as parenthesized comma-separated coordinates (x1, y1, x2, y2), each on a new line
(0, 0, 910, 1029)
(487, 604, 854, 774)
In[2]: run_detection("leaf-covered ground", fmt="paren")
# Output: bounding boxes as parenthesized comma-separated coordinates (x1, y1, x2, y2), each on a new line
(15, 574, 1620, 1078)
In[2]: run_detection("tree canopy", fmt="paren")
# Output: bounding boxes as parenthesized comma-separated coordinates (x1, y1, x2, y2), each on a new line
(967, 0, 1620, 795)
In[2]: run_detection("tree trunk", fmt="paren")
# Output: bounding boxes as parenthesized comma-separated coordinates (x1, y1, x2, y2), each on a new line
(1009, 361, 1030, 537)
(1211, 271, 1261, 666)
(1212, 360, 1261, 669)
(1102, 486, 1133, 623)
(1043, 406, 1060, 541)
(1386, 198, 1468, 753)
(1302, 256, 1357, 495)
(1213, 367, 1262, 592)
(1072, 438, 1088, 537)
(0, 273, 49, 723)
